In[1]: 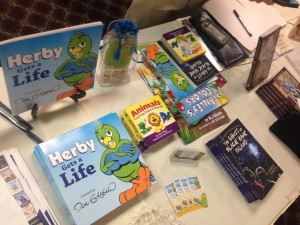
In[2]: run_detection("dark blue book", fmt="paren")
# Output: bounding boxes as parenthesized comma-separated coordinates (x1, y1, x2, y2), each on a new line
(206, 119, 283, 202)
(206, 140, 258, 203)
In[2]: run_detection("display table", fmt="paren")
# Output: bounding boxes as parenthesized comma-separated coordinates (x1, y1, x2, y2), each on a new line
(0, 4, 299, 225)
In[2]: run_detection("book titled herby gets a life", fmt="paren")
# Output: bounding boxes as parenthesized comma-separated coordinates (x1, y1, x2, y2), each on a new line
(34, 112, 156, 225)
(0, 22, 103, 115)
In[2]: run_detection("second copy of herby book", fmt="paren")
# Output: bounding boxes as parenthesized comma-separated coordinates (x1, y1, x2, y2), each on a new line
(34, 112, 156, 225)
(206, 119, 283, 203)
(246, 25, 281, 91)
(0, 22, 103, 115)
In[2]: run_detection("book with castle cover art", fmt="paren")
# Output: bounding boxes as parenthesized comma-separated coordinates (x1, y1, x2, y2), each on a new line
(122, 95, 180, 151)
(0, 22, 103, 115)
(34, 113, 156, 225)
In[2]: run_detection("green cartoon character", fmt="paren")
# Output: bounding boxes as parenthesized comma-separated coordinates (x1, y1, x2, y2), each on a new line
(95, 122, 155, 204)
(55, 32, 97, 100)
(145, 45, 190, 92)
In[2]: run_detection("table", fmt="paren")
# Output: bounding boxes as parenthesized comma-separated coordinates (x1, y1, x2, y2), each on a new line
(0, 4, 299, 225)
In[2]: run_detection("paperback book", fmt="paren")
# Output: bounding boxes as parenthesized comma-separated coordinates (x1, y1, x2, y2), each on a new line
(161, 26, 206, 64)
(0, 22, 103, 115)
(246, 24, 281, 91)
(0, 148, 59, 225)
(140, 43, 196, 100)
(176, 81, 229, 124)
(34, 112, 156, 225)
(157, 40, 219, 88)
(256, 67, 300, 118)
(121, 95, 180, 151)
(137, 65, 230, 145)
(206, 119, 283, 202)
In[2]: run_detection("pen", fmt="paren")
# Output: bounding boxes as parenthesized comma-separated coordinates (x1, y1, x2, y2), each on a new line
(233, 9, 252, 37)
(0, 109, 43, 144)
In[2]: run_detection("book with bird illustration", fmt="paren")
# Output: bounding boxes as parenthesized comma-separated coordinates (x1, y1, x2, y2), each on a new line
(34, 112, 156, 225)
(140, 43, 196, 100)
(0, 22, 103, 115)
(121, 95, 180, 151)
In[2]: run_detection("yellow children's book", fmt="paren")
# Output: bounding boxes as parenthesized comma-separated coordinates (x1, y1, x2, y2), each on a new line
(122, 95, 180, 151)
(161, 26, 206, 64)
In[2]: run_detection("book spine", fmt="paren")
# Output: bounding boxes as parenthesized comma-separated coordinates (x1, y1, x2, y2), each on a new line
(206, 140, 258, 203)
(34, 147, 77, 225)
(120, 112, 148, 152)
(267, 82, 294, 115)
(256, 84, 284, 118)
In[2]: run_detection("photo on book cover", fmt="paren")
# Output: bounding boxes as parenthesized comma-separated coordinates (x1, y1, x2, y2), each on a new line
(256, 67, 300, 118)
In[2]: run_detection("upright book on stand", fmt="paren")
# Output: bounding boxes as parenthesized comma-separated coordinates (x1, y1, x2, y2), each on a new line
(34, 112, 156, 225)
(246, 24, 281, 91)
(0, 22, 103, 115)
(206, 119, 283, 203)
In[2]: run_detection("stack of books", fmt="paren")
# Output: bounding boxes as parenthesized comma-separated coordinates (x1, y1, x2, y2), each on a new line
(139, 35, 230, 145)
(160, 26, 206, 65)
(206, 119, 283, 203)
(34, 112, 156, 225)
(121, 95, 180, 151)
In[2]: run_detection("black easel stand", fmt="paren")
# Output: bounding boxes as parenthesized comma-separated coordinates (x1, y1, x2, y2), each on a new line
(70, 90, 87, 103)
(30, 90, 87, 118)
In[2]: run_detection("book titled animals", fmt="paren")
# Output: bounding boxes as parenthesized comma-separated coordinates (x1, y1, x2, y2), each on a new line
(121, 95, 180, 151)
(34, 112, 156, 225)
(0, 22, 103, 115)
(161, 26, 206, 64)
(206, 119, 283, 203)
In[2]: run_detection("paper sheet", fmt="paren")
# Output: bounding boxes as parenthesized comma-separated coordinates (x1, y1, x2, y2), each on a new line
(202, 0, 286, 51)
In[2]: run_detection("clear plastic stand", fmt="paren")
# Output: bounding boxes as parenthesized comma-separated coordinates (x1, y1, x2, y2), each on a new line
(96, 19, 138, 87)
